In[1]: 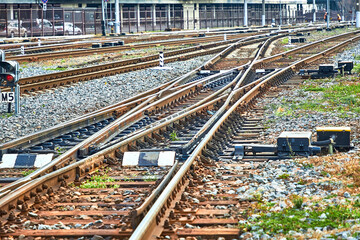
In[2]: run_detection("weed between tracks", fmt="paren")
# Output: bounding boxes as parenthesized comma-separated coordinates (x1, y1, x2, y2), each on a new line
(22, 169, 35, 176)
(79, 174, 119, 189)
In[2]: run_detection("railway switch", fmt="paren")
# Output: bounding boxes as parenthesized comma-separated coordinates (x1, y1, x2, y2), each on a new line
(299, 64, 338, 79)
(234, 128, 351, 160)
(299, 61, 354, 79)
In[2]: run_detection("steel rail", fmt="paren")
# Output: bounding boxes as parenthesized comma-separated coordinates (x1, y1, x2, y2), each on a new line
(254, 29, 360, 68)
(0, 27, 347, 196)
(1, 34, 269, 94)
(6, 32, 254, 62)
(0, 33, 251, 195)
(77, 34, 274, 153)
(129, 32, 360, 240)
(0, 31, 354, 229)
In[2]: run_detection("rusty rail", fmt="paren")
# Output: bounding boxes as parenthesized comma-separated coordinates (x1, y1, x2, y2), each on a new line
(129, 32, 360, 240)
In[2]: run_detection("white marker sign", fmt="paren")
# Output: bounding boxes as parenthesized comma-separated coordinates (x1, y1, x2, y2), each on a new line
(1, 92, 15, 103)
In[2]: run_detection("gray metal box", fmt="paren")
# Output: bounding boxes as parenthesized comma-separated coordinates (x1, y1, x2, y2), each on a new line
(277, 132, 312, 153)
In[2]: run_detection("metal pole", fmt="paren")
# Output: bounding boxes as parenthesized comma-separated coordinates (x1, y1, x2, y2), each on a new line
(115, 0, 120, 33)
(244, 0, 248, 27)
(327, 0, 330, 29)
(356, 0, 360, 27)
(279, 0, 282, 28)
(101, 0, 106, 36)
(262, 0, 265, 26)
(15, 84, 20, 115)
(313, 0, 316, 22)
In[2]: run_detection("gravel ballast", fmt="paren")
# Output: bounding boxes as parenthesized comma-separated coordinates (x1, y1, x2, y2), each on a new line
(0, 54, 214, 143)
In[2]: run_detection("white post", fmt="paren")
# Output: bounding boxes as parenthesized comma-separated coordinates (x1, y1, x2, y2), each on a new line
(327, 0, 330, 29)
(102, 0, 106, 35)
(15, 84, 20, 115)
(120, 4, 123, 32)
(167, 4, 171, 28)
(262, 0, 265, 26)
(279, 0, 282, 28)
(152, 4, 156, 26)
(357, 11, 360, 28)
(313, 0, 316, 23)
(20, 46, 24, 55)
(38, 39, 41, 46)
(115, 0, 120, 34)
(244, 0, 248, 27)
(136, 4, 140, 28)
(224, 33, 227, 41)
(159, 51, 164, 67)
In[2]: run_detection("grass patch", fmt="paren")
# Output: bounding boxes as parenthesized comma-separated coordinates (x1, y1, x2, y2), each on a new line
(293, 82, 360, 115)
(170, 131, 179, 141)
(79, 174, 119, 189)
(278, 173, 290, 180)
(0, 113, 13, 118)
(240, 205, 360, 235)
(281, 38, 289, 44)
(45, 67, 67, 71)
(291, 195, 304, 209)
(22, 169, 35, 176)
(301, 163, 314, 169)
(303, 86, 325, 92)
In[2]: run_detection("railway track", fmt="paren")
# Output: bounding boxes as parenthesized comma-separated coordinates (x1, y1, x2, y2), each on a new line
(5, 31, 266, 63)
(1, 33, 269, 94)
(129, 30, 360, 240)
(0, 27, 357, 239)
(1, 26, 346, 95)
(0, 24, 298, 53)
(4, 24, 340, 62)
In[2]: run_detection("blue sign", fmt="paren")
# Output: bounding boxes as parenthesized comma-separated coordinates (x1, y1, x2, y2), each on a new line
(42, 0, 48, 4)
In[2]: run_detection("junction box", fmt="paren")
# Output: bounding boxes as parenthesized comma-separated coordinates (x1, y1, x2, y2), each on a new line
(316, 127, 351, 149)
(337, 61, 354, 74)
(277, 132, 316, 156)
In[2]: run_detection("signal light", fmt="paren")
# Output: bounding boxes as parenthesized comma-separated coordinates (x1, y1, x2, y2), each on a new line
(6, 74, 13, 82)
(0, 73, 16, 87)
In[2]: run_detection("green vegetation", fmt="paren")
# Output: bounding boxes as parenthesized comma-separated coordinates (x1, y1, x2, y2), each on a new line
(354, 63, 360, 73)
(0, 113, 13, 119)
(291, 196, 304, 209)
(251, 191, 264, 203)
(79, 174, 119, 189)
(54, 146, 66, 155)
(170, 131, 179, 141)
(278, 173, 290, 180)
(301, 163, 314, 169)
(144, 175, 157, 182)
(281, 38, 289, 45)
(240, 204, 360, 235)
(45, 67, 68, 71)
(297, 178, 306, 185)
(22, 169, 35, 176)
(295, 83, 360, 114)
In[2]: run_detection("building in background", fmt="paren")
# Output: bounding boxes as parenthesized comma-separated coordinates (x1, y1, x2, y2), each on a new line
(0, 0, 353, 37)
